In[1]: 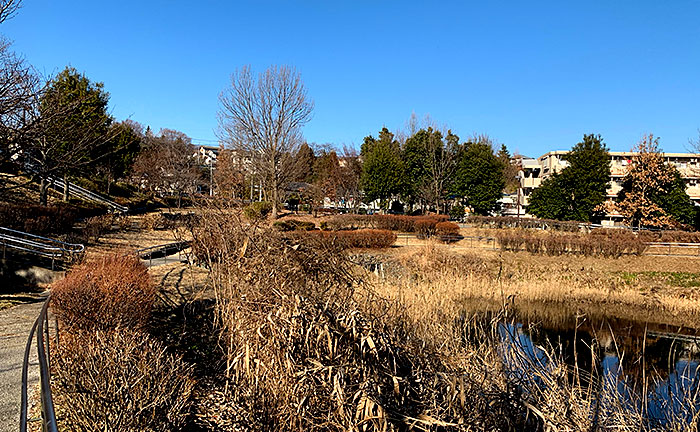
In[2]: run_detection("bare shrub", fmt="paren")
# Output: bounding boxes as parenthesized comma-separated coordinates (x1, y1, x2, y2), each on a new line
(498, 229, 649, 257)
(113, 214, 132, 230)
(142, 213, 174, 231)
(296, 229, 397, 249)
(51, 254, 156, 331)
(0, 203, 77, 235)
(52, 329, 194, 432)
(83, 214, 113, 243)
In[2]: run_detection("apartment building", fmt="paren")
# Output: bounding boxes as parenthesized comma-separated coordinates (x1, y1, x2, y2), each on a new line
(511, 151, 700, 223)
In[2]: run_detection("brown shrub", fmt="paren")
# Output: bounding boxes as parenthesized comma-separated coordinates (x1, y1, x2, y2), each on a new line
(51, 255, 156, 331)
(52, 329, 194, 432)
(435, 221, 462, 243)
(497, 229, 649, 257)
(325, 214, 448, 236)
(298, 229, 397, 249)
(142, 213, 175, 230)
(0, 203, 77, 235)
(83, 214, 114, 243)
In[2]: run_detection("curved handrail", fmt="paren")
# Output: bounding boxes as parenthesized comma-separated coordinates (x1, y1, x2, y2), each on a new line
(0, 227, 84, 266)
(19, 297, 58, 432)
(0, 227, 84, 253)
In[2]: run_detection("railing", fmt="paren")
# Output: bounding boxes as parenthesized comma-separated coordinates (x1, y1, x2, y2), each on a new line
(20, 296, 58, 432)
(646, 242, 700, 257)
(395, 233, 497, 249)
(396, 234, 700, 258)
(46, 176, 128, 214)
(135, 240, 191, 266)
(0, 227, 84, 269)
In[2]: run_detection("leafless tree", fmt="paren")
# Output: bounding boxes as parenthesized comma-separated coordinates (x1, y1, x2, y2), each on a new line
(0, 0, 22, 25)
(217, 65, 314, 218)
(688, 129, 700, 154)
(337, 145, 362, 209)
(0, 38, 40, 174)
(418, 129, 459, 213)
(132, 128, 202, 207)
(21, 82, 119, 204)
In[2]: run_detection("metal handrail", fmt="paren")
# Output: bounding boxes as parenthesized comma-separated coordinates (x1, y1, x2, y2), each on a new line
(135, 240, 191, 257)
(0, 227, 85, 253)
(135, 240, 191, 266)
(0, 227, 84, 268)
(46, 175, 128, 214)
(20, 296, 58, 432)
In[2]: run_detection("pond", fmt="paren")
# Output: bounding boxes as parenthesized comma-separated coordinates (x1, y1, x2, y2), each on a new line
(463, 299, 700, 427)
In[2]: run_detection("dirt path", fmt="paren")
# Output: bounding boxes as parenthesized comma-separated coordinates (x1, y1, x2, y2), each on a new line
(0, 299, 43, 432)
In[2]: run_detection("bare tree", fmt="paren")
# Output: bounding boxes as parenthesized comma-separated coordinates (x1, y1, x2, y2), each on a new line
(689, 129, 700, 154)
(338, 145, 362, 210)
(217, 65, 313, 219)
(418, 129, 459, 213)
(0, 0, 22, 25)
(0, 38, 39, 168)
(132, 128, 202, 207)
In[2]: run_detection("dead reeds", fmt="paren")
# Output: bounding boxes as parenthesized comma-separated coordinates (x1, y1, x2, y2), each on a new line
(187, 204, 531, 431)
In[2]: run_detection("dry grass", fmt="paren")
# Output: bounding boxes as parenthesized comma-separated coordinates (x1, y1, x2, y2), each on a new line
(374, 245, 700, 430)
(52, 329, 195, 432)
(385, 245, 700, 329)
(184, 204, 531, 431)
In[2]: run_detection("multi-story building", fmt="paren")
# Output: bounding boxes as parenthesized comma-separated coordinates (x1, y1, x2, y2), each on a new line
(513, 151, 700, 224)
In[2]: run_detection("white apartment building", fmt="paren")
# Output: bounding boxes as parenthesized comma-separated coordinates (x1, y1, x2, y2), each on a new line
(511, 151, 700, 224)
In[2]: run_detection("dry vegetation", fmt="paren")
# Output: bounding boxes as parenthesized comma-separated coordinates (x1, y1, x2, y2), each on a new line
(181, 205, 700, 431)
(496, 228, 648, 257)
(46, 206, 700, 431)
(50, 255, 194, 431)
(186, 206, 528, 431)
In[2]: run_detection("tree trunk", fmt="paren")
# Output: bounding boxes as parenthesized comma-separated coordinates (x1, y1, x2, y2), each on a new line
(271, 187, 279, 219)
(63, 174, 69, 202)
(39, 178, 48, 206)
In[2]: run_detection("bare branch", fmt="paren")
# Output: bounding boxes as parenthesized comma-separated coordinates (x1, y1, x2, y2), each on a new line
(217, 65, 313, 218)
(0, 0, 22, 24)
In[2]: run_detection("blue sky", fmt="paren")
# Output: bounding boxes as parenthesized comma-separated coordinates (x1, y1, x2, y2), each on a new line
(3, 0, 700, 156)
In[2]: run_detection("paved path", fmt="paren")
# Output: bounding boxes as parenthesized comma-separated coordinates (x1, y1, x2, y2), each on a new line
(0, 300, 43, 432)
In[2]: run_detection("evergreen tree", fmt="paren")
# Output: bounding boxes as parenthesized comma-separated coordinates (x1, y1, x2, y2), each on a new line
(497, 144, 520, 194)
(452, 136, 505, 215)
(360, 128, 405, 205)
(293, 142, 315, 182)
(31, 66, 113, 203)
(526, 174, 571, 220)
(97, 120, 142, 194)
(528, 134, 610, 222)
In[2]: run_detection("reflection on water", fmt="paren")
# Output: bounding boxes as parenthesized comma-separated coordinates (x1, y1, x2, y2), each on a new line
(462, 299, 700, 426)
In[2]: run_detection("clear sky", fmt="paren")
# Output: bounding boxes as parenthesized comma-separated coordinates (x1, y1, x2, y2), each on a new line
(2, 0, 700, 156)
